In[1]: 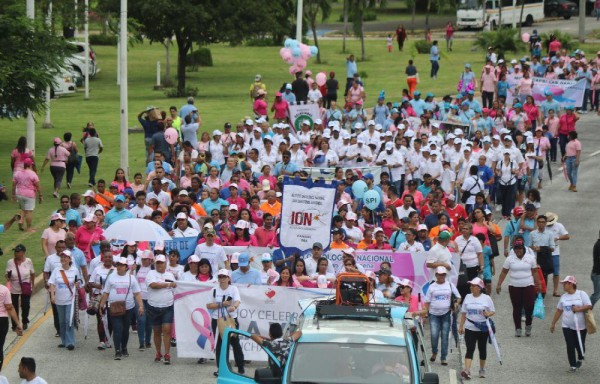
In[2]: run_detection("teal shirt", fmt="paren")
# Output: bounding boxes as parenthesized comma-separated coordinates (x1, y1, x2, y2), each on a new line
(482, 245, 493, 281)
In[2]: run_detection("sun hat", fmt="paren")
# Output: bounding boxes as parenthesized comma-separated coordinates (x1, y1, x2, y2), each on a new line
(435, 266, 448, 275)
(468, 277, 485, 288)
(560, 276, 577, 285)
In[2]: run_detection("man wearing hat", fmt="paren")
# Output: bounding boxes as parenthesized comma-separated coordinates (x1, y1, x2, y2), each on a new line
(410, 91, 426, 116)
(231, 253, 261, 285)
(305, 242, 334, 276)
(426, 231, 453, 277)
(543, 212, 570, 297)
(194, 228, 228, 273)
(104, 195, 133, 226)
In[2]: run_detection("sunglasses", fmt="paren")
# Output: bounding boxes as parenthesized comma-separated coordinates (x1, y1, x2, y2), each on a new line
(218, 275, 228, 279)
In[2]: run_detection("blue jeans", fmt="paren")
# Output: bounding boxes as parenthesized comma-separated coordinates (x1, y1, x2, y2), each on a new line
(582, 89, 592, 111)
(591, 273, 600, 307)
(550, 137, 558, 162)
(85, 156, 99, 186)
(429, 311, 451, 360)
(110, 308, 134, 353)
(430, 60, 440, 78)
(499, 183, 517, 217)
(57, 304, 75, 347)
(136, 300, 152, 346)
(565, 156, 578, 186)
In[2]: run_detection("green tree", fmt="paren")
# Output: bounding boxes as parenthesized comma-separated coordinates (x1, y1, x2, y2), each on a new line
(0, 2, 68, 118)
(350, 0, 386, 61)
(304, 0, 332, 63)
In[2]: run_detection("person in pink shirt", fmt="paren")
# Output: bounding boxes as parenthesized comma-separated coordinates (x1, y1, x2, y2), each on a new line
(367, 228, 393, 250)
(228, 220, 258, 246)
(510, 103, 529, 132)
(515, 71, 534, 104)
(40, 138, 70, 198)
(75, 215, 105, 262)
(270, 92, 288, 123)
(226, 184, 247, 210)
(558, 106, 579, 158)
(10, 137, 35, 176)
(394, 278, 420, 314)
(11, 159, 42, 232)
(254, 213, 277, 247)
(480, 65, 497, 109)
(563, 131, 581, 192)
(253, 89, 268, 119)
(544, 109, 560, 162)
(523, 96, 541, 131)
(381, 207, 400, 239)
(548, 36, 561, 55)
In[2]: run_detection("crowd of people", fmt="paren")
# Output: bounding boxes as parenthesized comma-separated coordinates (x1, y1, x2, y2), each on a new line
(2, 34, 598, 381)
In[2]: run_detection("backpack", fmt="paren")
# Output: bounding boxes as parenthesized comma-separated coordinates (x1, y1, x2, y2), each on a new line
(252, 83, 263, 99)
(461, 176, 480, 204)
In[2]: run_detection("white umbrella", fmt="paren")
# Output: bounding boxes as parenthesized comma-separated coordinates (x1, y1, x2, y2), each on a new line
(103, 218, 172, 242)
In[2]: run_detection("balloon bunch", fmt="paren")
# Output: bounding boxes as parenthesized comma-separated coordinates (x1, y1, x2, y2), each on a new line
(280, 38, 319, 76)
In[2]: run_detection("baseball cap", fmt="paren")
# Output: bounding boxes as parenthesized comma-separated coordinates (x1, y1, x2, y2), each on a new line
(115, 257, 128, 265)
(217, 269, 231, 278)
(261, 253, 272, 262)
(82, 190, 95, 198)
(331, 227, 343, 235)
(141, 250, 154, 260)
(230, 252, 240, 264)
(212, 130, 222, 137)
(312, 242, 323, 249)
(468, 277, 485, 288)
(341, 247, 355, 256)
(238, 253, 250, 267)
(50, 213, 66, 221)
(414, 91, 421, 96)
(346, 212, 358, 221)
(188, 255, 200, 264)
(125, 241, 136, 246)
(362, 173, 374, 180)
(114, 194, 126, 202)
(155, 255, 167, 263)
(12, 244, 26, 252)
(235, 220, 248, 229)
(435, 266, 448, 275)
(285, 83, 292, 90)
(560, 276, 577, 285)
(176, 212, 188, 220)
(60, 249, 72, 258)
(398, 278, 413, 289)
(438, 231, 452, 241)
(83, 215, 97, 223)
(385, 142, 394, 150)
(178, 190, 189, 196)
(204, 228, 216, 236)
(417, 224, 428, 231)
(53, 137, 62, 145)
(245, 119, 254, 125)
(229, 204, 239, 211)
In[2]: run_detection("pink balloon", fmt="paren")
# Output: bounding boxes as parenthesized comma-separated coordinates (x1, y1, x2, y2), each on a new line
(279, 47, 287, 58)
(164, 128, 178, 145)
(521, 33, 530, 43)
(289, 65, 298, 75)
(296, 58, 307, 69)
(316, 72, 327, 87)
(284, 53, 295, 64)
(301, 44, 311, 59)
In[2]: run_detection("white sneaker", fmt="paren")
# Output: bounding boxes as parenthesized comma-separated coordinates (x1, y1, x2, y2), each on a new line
(98, 342, 106, 350)
(495, 205, 502, 212)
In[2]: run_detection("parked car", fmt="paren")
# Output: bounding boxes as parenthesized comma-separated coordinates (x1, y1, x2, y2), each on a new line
(50, 68, 77, 98)
(545, 0, 578, 19)
(66, 41, 99, 78)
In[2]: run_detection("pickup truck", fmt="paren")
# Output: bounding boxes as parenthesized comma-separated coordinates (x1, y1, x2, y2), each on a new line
(217, 298, 439, 384)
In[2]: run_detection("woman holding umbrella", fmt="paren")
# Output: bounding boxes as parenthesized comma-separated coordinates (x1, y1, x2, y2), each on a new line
(459, 277, 496, 379)
(550, 276, 593, 372)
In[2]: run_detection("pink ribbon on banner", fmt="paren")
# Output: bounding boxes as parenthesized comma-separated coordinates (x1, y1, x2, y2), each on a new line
(191, 308, 215, 351)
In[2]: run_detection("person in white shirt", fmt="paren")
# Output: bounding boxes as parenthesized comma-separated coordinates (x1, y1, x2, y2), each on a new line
(304, 242, 335, 276)
(550, 275, 593, 372)
(422, 266, 461, 365)
(397, 228, 425, 252)
(48, 250, 80, 350)
(260, 253, 280, 285)
(376, 143, 405, 193)
(146, 255, 176, 364)
(208, 130, 226, 166)
(146, 178, 172, 207)
(129, 191, 154, 219)
(345, 139, 373, 167)
(194, 229, 229, 273)
(496, 237, 540, 337)
(88, 250, 115, 349)
(458, 277, 496, 380)
(426, 152, 444, 180)
(544, 212, 570, 297)
(207, 269, 245, 375)
(99, 257, 144, 360)
(455, 223, 484, 282)
(135, 250, 154, 350)
(166, 250, 185, 282)
(461, 165, 484, 213)
(170, 212, 200, 238)
(426, 231, 454, 279)
(342, 212, 363, 244)
(308, 82, 323, 102)
(396, 194, 417, 220)
(18, 357, 48, 384)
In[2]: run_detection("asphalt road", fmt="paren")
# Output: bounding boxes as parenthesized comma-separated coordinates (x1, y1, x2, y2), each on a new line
(2, 115, 599, 383)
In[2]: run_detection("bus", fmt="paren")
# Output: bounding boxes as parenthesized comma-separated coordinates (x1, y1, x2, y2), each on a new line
(456, 0, 545, 30)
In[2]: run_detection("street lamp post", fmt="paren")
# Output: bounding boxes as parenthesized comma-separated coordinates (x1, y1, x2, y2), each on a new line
(26, 0, 36, 152)
(119, 0, 128, 175)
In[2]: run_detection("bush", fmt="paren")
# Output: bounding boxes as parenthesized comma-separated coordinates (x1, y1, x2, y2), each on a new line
(414, 40, 430, 54)
(541, 30, 579, 52)
(245, 38, 278, 47)
(164, 87, 198, 98)
(186, 48, 213, 67)
(89, 34, 118, 46)
(474, 28, 522, 55)
(337, 10, 377, 22)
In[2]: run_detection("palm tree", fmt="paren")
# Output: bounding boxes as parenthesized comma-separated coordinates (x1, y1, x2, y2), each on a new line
(305, 0, 332, 63)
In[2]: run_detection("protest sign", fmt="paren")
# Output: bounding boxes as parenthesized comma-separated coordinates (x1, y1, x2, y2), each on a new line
(288, 102, 321, 132)
(506, 75, 585, 108)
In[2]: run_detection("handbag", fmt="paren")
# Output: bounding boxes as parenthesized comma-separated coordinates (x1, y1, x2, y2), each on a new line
(457, 240, 471, 288)
(109, 275, 131, 317)
(461, 176, 480, 204)
(580, 291, 597, 334)
(15, 260, 32, 296)
(533, 293, 545, 320)
(214, 289, 236, 337)
(87, 294, 101, 316)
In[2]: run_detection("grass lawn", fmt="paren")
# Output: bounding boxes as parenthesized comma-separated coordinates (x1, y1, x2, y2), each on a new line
(0, 37, 596, 272)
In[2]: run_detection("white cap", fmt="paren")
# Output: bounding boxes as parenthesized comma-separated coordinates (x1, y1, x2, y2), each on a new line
(492, 134, 501, 141)
(178, 190, 189, 196)
(357, 138, 365, 144)
(500, 128, 511, 135)
(176, 212, 188, 220)
(354, 122, 364, 129)
(155, 255, 167, 263)
(314, 119, 322, 125)
(385, 142, 394, 150)
(374, 124, 383, 131)
(323, 132, 331, 139)
(217, 269, 231, 277)
(82, 190, 95, 198)
(253, 127, 262, 133)
(188, 255, 200, 264)
(235, 220, 248, 229)
(447, 133, 456, 140)
(115, 256, 129, 265)
(256, 117, 267, 124)
(454, 128, 464, 135)
(261, 253, 272, 262)
(212, 129, 222, 136)
(228, 204, 239, 211)
(404, 130, 415, 138)
(327, 121, 335, 127)
(384, 131, 393, 137)
(346, 211, 357, 220)
(302, 119, 310, 125)
(245, 119, 254, 125)
(228, 183, 239, 189)
(417, 224, 428, 231)
(367, 120, 375, 126)
(323, 128, 331, 136)
(454, 138, 462, 145)
(398, 124, 406, 130)
(511, 59, 517, 64)
(422, 148, 430, 153)
(526, 136, 534, 144)
(435, 266, 448, 275)
(504, 136, 513, 142)
(524, 131, 533, 138)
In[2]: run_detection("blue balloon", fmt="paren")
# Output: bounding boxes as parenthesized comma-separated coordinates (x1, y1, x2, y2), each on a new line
(310, 46, 318, 56)
(292, 46, 302, 58)
(289, 39, 300, 48)
(364, 190, 381, 210)
(351, 180, 368, 199)
(284, 38, 293, 48)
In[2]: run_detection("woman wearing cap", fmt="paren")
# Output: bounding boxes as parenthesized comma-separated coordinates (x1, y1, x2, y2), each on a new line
(455, 222, 484, 286)
(180, 255, 200, 282)
(11, 158, 42, 233)
(99, 257, 144, 360)
(82, 191, 103, 219)
(495, 151, 518, 219)
(368, 228, 393, 250)
(313, 140, 339, 168)
(376, 269, 397, 297)
(40, 138, 70, 198)
(5, 245, 35, 331)
(423, 266, 461, 365)
(563, 130, 581, 192)
(135, 250, 154, 350)
(458, 277, 495, 379)
(550, 276, 593, 372)
(75, 215, 105, 263)
(41, 213, 67, 257)
(496, 238, 540, 337)
(146, 255, 176, 364)
(229, 220, 258, 246)
(48, 250, 80, 350)
(207, 269, 244, 376)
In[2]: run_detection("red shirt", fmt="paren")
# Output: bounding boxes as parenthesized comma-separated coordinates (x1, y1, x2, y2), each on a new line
(386, 197, 403, 209)
(445, 203, 468, 231)
(523, 103, 539, 123)
(558, 114, 577, 135)
(254, 227, 277, 247)
(272, 99, 289, 120)
(254, 99, 268, 116)
(367, 243, 392, 250)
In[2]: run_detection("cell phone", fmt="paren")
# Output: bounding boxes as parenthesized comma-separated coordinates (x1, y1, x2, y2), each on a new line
(165, 279, 174, 283)
(7, 271, 12, 278)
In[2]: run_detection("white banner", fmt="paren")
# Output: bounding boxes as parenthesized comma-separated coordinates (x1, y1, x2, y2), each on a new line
(288, 102, 321, 132)
(279, 182, 336, 252)
(174, 282, 329, 360)
(506, 75, 585, 108)
(301, 166, 383, 184)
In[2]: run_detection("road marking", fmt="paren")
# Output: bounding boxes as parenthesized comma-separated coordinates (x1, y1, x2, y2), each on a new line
(589, 150, 600, 157)
(449, 368, 458, 384)
(3, 311, 51, 367)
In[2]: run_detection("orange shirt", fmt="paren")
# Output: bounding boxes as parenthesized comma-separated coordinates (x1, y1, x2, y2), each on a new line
(191, 203, 207, 217)
(356, 239, 376, 250)
(330, 240, 349, 249)
(95, 191, 114, 213)
(260, 201, 282, 217)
